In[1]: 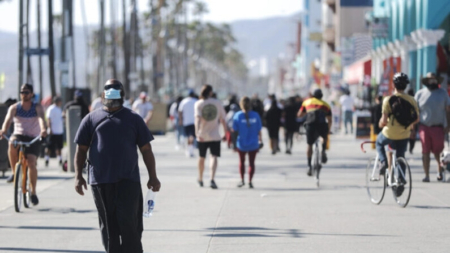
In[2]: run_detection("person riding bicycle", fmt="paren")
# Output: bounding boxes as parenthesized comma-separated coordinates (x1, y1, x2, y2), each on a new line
(0, 84, 47, 205)
(376, 73, 419, 182)
(297, 89, 332, 176)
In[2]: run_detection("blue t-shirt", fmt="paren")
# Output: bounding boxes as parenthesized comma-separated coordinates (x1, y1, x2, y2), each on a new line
(233, 110, 262, 152)
(74, 107, 154, 185)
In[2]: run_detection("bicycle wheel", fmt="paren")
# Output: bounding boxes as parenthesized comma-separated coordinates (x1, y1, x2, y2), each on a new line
(23, 166, 31, 208)
(366, 158, 386, 205)
(14, 164, 23, 213)
(392, 157, 412, 208)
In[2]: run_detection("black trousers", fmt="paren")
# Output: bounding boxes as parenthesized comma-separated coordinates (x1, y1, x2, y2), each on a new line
(91, 180, 143, 253)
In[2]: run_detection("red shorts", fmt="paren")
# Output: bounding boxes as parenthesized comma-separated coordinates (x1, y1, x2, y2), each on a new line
(419, 125, 445, 154)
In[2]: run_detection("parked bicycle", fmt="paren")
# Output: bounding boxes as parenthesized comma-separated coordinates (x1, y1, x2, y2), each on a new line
(3, 135, 41, 212)
(361, 141, 412, 208)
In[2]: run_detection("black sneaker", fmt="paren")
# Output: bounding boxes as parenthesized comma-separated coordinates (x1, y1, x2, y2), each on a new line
(307, 167, 312, 177)
(321, 152, 328, 164)
(31, 195, 39, 206)
(198, 180, 203, 187)
(286, 150, 291, 155)
(249, 182, 254, 189)
(237, 181, 245, 188)
(394, 185, 405, 197)
(210, 180, 218, 189)
(6, 174, 14, 183)
(437, 171, 444, 182)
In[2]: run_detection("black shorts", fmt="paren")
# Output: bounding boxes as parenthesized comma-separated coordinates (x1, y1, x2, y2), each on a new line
(12, 135, 41, 157)
(48, 134, 63, 150)
(183, 124, 196, 138)
(304, 123, 328, 146)
(198, 141, 221, 158)
(267, 127, 280, 139)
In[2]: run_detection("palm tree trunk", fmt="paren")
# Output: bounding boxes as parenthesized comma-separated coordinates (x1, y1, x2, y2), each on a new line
(26, 0, 33, 84)
(48, 0, 56, 97)
(110, 0, 117, 78)
(122, 0, 130, 95)
(37, 0, 43, 102)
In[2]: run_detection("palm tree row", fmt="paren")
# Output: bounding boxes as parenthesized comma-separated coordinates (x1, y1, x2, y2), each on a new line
(88, 0, 248, 100)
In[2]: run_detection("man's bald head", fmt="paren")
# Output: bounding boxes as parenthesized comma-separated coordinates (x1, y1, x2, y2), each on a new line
(105, 79, 123, 87)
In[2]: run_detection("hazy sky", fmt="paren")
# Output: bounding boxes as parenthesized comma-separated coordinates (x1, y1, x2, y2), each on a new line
(0, 0, 303, 33)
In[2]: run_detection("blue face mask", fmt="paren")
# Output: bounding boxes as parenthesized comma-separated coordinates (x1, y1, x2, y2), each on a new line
(104, 89, 121, 99)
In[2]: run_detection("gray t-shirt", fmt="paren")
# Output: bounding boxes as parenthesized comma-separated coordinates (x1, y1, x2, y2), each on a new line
(414, 88, 450, 127)
(74, 107, 154, 185)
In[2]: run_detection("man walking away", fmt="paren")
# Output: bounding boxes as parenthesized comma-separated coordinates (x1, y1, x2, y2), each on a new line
(45, 96, 64, 166)
(415, 72, 450, 182)
(179, 90, 198, 157)
(194, 85, 227, 189)
(74, 79, 161, 253)
(339, 90, 354, 134)
(132, 91, 154, 125)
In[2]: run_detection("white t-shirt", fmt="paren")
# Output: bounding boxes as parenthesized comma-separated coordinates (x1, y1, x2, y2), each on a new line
(91, 97, 103, 111)
(46, 104, 64, 135)
(132, 100, 153, 119)
(178, 97, 198, 126)
(339, 95, 354, 112)
(194, 98, 226, 141)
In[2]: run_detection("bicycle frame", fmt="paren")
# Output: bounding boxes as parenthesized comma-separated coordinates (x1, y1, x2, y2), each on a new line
(3, 135, 40, 193)
(361, 141, 404, 186)
(17, 146, 29, 194)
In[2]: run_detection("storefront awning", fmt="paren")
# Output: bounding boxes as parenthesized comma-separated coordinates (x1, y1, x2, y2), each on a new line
(343, 55, 371, 85)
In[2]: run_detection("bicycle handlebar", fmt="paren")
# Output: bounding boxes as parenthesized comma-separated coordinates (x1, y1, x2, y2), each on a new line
(2, 135, 42, 147)
(360, 141, 375, 153)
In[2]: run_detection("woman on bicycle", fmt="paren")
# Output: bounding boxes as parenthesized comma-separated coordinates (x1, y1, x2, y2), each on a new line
(0, 84, 47, 205)
(233, 97, 262, 188)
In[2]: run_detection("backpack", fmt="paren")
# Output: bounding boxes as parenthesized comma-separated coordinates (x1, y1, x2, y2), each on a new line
(388, 96, 417, 129)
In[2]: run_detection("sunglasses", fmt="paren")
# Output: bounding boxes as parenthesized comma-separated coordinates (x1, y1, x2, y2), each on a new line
(104, 84, 123, 90)
(20, 91, 31, 95)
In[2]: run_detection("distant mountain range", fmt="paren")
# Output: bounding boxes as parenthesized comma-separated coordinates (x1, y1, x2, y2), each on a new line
(0, 13, 299, 100)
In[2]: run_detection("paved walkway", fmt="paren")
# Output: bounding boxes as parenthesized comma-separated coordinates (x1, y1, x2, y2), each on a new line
(0, 133, 449, 253)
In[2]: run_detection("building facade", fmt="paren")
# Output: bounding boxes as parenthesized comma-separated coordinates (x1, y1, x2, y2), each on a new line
(370, 0, 450, 93)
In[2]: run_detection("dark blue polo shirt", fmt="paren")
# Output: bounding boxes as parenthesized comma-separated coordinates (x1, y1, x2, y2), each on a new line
(74, 107, 154, 185)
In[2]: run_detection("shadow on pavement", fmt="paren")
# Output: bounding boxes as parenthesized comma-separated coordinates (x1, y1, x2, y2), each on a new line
(411, 205, 450, 210)
(0, 225, 97, 231)
(204, 233, 277, 237)
(206, 227, 276, 231)
(0, 248, 102, 253)
(37, 208, 96, 214)
(38, 176, 72, 180)
(203, 227, 390, 239)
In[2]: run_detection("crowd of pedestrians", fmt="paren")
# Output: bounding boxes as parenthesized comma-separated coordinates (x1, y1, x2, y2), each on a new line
(2, 72, 450, 252)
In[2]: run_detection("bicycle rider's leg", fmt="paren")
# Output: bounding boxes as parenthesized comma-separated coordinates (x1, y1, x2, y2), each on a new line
(7, 141, 19, 174)
(376, 132, 391, 166)
(26, 154, 38, 194)
(305, 124, 316, 175)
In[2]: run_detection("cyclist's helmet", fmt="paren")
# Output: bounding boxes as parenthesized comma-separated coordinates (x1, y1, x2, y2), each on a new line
(393, 72, 409, 90)
(312, 89, 323, 99)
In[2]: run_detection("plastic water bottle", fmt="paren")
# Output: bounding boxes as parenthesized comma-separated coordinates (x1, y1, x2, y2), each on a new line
(143, 190, 156, 218)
